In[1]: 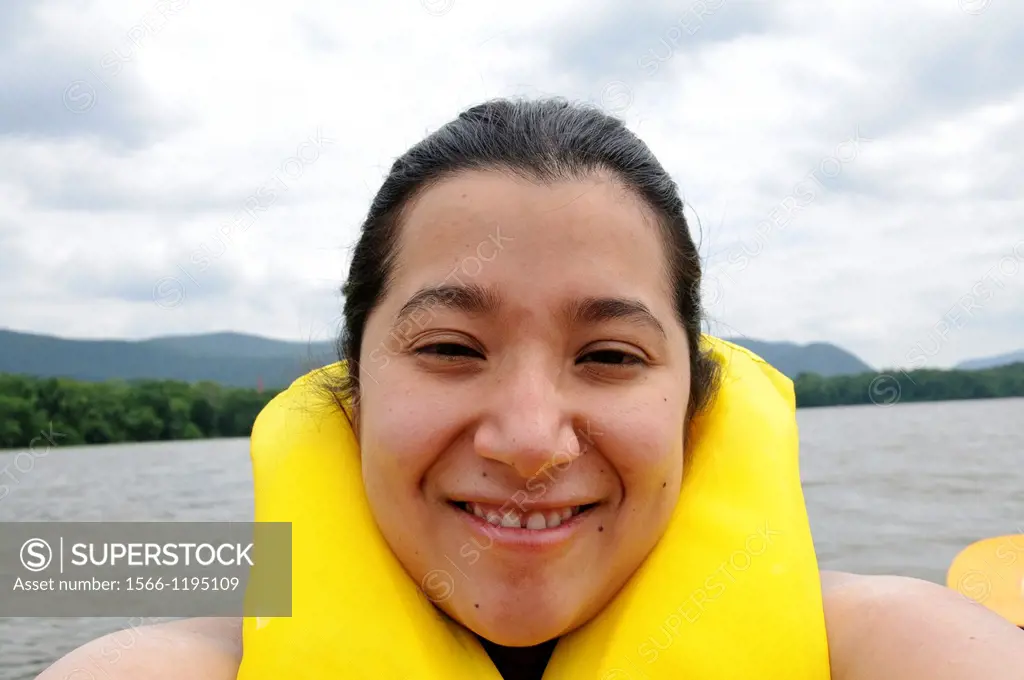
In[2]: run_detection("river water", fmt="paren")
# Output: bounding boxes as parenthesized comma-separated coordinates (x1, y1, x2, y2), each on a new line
(2, 397, 1022, 679)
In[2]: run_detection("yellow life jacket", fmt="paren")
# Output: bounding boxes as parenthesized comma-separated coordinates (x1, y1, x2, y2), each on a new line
(237, 335, 832, 679)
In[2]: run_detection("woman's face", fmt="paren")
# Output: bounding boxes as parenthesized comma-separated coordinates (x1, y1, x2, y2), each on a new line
(356, 169, 692, 646)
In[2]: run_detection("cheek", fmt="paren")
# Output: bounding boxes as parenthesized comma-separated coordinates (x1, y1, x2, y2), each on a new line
(362, 404, 431, 487)
(600, 400, 685, 488)
(359, 383, 465, 494)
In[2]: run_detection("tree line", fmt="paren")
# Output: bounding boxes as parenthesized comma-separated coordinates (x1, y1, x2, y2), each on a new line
(794, 362, 1024, 408)
(0, 374, 281, 450)
(1, 363, 1022, 449)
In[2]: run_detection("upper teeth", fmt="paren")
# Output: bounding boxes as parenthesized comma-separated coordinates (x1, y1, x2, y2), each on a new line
(466, 502, 581, 530)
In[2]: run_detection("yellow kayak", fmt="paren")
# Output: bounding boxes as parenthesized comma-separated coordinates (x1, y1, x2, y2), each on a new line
(946, 534, 1024, 628)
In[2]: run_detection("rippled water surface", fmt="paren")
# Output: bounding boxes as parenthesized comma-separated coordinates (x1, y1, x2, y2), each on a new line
(2, 398, 1022, 679)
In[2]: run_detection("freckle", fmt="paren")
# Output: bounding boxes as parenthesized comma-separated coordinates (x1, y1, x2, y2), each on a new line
(598, 526, 604, 532)
(482, 472, 487, 477)
(662, 482, 666, 488)
(664, 397, 667, 402)
(475, 603, 480, 608)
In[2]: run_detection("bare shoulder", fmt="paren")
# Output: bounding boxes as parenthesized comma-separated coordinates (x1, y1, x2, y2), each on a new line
(821, 570, 1024, 679)
(34, 617, 242, 680)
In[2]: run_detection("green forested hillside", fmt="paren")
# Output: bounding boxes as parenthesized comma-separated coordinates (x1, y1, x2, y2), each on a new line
(794, 363, 1024, 408)
(0, 373, 280, 449)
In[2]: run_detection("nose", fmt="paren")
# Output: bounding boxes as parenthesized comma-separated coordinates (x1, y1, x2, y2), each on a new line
(473, 361, 584, 480)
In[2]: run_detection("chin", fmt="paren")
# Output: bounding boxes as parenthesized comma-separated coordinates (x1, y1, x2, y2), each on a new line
(465, 602, 579, 648)
(445, 576, 594, 648)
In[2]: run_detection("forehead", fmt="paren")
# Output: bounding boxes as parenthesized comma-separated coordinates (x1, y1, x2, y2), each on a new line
(389, 169, 673, 306)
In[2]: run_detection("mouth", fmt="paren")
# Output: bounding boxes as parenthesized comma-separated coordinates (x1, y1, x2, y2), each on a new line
(450, 501, 600, 531)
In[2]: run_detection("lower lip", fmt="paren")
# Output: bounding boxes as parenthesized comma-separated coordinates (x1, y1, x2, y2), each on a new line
(451, 504, 598, 551)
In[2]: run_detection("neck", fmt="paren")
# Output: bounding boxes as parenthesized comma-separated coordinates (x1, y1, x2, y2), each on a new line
(477, 636, 558, 680)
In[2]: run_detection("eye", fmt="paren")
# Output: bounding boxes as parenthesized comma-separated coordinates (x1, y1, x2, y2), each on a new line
(414, 342, 484, 360)
(577, 349, 646, 366)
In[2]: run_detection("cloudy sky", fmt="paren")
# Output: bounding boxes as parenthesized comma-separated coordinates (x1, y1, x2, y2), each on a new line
(2, 0, 1022, 370)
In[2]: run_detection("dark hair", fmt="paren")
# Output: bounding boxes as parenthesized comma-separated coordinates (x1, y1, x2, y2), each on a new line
(333, 96, 719, 428)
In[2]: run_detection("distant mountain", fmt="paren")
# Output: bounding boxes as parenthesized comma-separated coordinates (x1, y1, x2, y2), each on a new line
(955, 349, 1024, 371)
(722, 337, 874, 378)
(0, 328, 875, 387)
(143, 331, 333, 359)
(0, 329, 337, 389)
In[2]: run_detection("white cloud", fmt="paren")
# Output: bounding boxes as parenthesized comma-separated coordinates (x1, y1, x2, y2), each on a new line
(1, 0, 1021, 369)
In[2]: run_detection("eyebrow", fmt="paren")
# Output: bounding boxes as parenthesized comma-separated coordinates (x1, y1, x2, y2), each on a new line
(394, 283, 501, 329)
(564, 296, 667, 339)
(393, 283, 666, 339)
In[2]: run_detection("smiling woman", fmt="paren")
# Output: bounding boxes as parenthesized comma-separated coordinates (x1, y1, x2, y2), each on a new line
(338, 163, 704, 656)
(36, 98, 1024, 680)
